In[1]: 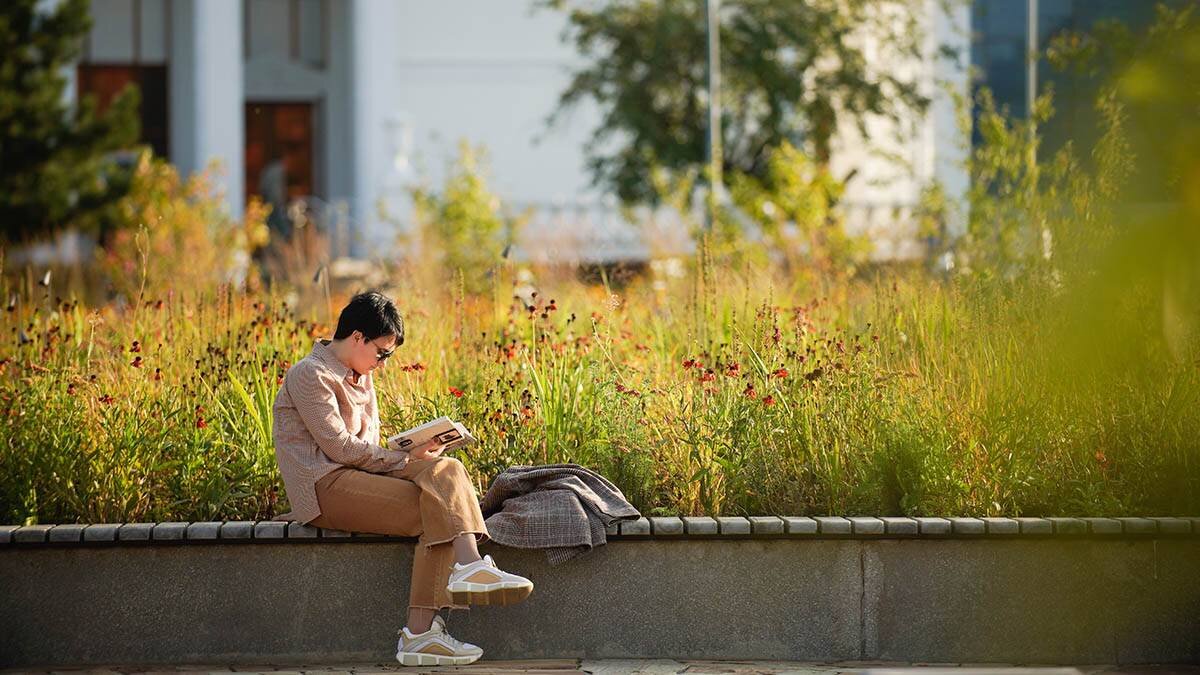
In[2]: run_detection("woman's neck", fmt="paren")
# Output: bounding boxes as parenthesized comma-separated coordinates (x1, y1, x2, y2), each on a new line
(327, 338, 363, 382)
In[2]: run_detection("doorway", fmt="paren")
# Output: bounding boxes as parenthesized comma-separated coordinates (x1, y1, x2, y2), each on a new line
(244, 102, 314, 218)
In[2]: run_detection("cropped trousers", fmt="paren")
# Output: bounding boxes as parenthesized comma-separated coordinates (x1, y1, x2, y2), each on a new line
(309, 455, 490, 610)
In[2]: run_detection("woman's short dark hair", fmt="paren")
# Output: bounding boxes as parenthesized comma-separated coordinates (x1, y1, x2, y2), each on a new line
(333, 291, 405, 345)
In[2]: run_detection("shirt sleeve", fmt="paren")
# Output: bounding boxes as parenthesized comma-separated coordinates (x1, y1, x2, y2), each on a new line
(286, 363, 410, 473)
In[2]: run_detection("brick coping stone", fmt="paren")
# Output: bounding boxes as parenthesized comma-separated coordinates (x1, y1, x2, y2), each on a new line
(1, 516, 1197, 545)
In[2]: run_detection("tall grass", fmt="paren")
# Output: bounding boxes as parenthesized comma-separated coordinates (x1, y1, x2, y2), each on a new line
(2, 6, 1197, 524)
(0, 243, 1195, 525)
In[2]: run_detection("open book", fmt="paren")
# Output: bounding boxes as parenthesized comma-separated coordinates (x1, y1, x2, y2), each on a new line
(386, 416, 477, 455)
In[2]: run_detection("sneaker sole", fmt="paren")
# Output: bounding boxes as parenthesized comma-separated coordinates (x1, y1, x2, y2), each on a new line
(447, 581, 533, 606)
(395, 650, 482, 667)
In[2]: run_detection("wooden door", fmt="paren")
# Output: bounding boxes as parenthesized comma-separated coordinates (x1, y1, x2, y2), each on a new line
(244, 102, 314, 209)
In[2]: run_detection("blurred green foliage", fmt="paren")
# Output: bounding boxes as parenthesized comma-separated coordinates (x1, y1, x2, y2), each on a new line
(0, 0, 140, 243)
(410, 141, 525, 295)
(541, 0, 929, 205)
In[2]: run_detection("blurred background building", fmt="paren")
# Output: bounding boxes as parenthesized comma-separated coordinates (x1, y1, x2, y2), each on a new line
(69, 0, 1180, 264)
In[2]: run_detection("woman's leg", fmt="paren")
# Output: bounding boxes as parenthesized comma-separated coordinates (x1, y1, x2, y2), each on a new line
(384, 455, 490, 550)
(383, 456, 490, 626)
(310, 458, 489, 633)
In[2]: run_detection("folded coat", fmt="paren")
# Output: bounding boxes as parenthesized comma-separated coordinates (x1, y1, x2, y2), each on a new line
(479, 463, 642, 566)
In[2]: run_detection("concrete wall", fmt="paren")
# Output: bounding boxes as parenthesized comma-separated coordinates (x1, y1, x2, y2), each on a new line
(1, 529, 1197, 668)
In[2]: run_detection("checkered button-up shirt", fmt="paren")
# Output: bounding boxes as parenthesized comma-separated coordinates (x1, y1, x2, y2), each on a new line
(271, 339, 410, 523)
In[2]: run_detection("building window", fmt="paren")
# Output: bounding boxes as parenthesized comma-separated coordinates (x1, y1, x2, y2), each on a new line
(77, 65, 170, 159)
(245, 0, 327, 69)
(80, 0, 170, 158)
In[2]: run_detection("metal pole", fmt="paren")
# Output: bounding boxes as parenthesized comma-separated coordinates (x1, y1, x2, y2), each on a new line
(1027, 0, 1038, 166)
(705, 0, 722, 233)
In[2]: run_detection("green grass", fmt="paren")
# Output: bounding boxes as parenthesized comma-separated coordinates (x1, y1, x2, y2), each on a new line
(0, 247, 1195, 525)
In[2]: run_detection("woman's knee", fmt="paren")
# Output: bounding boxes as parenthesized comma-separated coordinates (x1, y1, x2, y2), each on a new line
(433, 455, 464, 470)
(432, 455, 470, 480)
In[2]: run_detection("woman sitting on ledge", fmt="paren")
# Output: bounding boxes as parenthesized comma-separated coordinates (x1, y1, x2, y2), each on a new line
(271, 290, 532, 667)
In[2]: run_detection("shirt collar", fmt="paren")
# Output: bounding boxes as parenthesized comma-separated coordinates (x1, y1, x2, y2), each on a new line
(312, 339, 359, 383)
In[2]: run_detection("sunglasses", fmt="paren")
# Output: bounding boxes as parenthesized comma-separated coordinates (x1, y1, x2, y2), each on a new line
(366, 335, 399, 362)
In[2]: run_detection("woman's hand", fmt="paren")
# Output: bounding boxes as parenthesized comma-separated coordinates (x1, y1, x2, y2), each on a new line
(406, 439, 450, 461)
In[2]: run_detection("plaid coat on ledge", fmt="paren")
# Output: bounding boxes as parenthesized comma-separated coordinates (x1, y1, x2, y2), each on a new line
(479, 463, 641, 566)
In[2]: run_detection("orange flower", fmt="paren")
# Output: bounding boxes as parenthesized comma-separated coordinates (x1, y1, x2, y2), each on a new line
(448, 386, 465, 398)
(772, 367, 788, 379)
(762, 395, 776, 406)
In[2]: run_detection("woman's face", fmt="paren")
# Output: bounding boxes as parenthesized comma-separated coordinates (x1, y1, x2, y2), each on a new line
(349, 331, 398, 375)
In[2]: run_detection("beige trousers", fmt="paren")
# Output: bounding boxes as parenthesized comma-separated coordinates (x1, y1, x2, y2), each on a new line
(310, 455, 490, 610)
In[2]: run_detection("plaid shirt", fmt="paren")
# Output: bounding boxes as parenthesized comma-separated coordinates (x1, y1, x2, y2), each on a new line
(271, 339, 410, 523)
(479, 463, 641, 565)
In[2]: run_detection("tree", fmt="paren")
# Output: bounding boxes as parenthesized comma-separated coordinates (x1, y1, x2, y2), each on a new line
(0, 0, 140, 242)
(541, 0, 930, 205)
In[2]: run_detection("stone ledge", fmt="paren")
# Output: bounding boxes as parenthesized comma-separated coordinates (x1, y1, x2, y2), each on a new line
(4, 532, 1199, 668)
(1, 516, 1196, 546)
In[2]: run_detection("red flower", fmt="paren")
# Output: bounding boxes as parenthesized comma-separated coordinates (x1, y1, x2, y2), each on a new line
(724, 362, 741, 377)
(196, 417, 208, 429)
(699, 370, 716, 383)
(153, 368, 162, 381)
(772, 367, 788, 379)
(743, 384, 757, 399)
(131, 356, 143, 368)
(762, 395, 776, 406)
(98, 394, 115, 405)
(129, 341, 141, 353)
(681, 358, 696, 369)
(448, 386, 465, 398)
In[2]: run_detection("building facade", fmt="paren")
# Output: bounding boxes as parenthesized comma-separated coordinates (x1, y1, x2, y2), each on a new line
(76, 0, 978, 263)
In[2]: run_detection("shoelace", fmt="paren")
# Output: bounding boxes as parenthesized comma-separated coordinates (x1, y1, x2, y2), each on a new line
(454, 554, 497, 574)
(398, 617, 469, 650)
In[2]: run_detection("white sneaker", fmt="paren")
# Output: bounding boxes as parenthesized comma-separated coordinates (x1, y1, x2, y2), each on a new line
(395, 614, 483, 667)
(446, 553, 534, 606)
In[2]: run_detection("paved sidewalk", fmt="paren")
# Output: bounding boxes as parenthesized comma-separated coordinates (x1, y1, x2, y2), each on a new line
(5, 660, 1198, 674)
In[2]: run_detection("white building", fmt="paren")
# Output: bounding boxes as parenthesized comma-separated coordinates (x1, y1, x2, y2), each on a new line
(75, 0, 969, 263)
